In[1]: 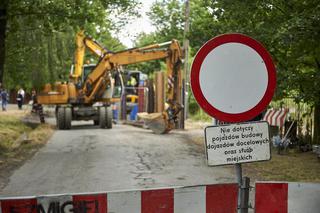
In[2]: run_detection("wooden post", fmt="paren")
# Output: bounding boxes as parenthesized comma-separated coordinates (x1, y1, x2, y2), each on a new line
(147, 79, 155, 113)
(176, 63, 183, 129)
(121, 89, 127, 120)
(138, 87, 145, 112)
(155, 71, 165, 113)
(183, 0, 190, 122)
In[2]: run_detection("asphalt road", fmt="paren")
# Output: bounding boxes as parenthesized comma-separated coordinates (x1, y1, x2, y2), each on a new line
(0, 122, 235, 197)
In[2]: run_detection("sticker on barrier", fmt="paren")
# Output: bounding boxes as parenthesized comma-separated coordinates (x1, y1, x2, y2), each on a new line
(0, 183, 238, 213)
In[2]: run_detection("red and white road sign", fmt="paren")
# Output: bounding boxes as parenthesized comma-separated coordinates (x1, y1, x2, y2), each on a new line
(191, 34, 276, 123)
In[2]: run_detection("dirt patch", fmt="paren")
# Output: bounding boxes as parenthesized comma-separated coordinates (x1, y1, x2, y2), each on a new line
(0, 110, 54, 190)
(243, 148, 320, 183)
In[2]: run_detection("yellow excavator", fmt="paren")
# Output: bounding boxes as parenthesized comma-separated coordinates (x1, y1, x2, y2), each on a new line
(37, 31, 183, 134)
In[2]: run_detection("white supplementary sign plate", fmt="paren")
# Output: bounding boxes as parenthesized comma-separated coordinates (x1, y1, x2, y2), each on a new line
(205, 121, 270, 166)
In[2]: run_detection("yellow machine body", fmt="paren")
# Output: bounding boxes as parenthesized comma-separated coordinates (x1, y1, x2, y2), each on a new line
(37, 83, 76, 104)
(37, 31, 183, 133)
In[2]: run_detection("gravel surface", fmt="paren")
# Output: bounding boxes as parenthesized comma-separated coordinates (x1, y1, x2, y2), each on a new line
(0, 122, 235, 197)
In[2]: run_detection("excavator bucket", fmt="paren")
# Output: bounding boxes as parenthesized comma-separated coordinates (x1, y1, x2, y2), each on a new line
(138, 112, 171, 134)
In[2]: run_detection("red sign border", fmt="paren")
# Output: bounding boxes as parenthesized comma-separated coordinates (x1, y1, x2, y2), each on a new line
(190, 34, 276, 123)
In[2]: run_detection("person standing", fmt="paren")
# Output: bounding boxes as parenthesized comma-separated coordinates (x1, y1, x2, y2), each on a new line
(31, 89, 38, 113)
(0, 84, 2, 106)
(1, 89, 9, 111)
(127, 75, 137, 95)
(17, 87, 25, 110)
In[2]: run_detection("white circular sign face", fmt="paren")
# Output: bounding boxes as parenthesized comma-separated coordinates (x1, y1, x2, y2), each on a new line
(199, 42, 268, 114)
(190, 34, 276, 123)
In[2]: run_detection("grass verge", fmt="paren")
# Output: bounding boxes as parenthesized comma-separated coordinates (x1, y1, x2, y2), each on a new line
(0, 111, 54, 190)
(243, 148, 320, 183)
(189, 110, 212, 122)
(190, 123, 320, 183)
(0, 115, 32, 155)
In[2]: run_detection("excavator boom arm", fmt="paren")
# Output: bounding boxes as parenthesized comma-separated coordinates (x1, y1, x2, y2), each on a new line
(83, 40, 182, 106)
(72, 30, 110, 82)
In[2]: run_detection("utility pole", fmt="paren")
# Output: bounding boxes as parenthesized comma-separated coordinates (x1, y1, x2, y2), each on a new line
(183, 0, 190, 121)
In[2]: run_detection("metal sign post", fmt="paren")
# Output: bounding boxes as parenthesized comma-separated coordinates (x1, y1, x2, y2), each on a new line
(190, 34, 276, 212)
(235, 164, 250, 213)
(235, 163, 243, 213)
(205, 122, 270, 212)
(204, 122, 270, 213)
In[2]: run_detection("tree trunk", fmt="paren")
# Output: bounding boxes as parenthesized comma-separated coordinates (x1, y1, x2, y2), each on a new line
(313, 102, 320, 144)
(0, 1, 8, 84)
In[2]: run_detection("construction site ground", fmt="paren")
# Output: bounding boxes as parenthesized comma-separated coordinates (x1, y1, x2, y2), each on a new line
(0, 108, 234, 197)
(0, 105, 319, 198)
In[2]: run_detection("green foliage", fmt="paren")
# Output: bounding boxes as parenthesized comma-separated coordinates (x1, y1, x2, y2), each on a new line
(198, 1, 320, 143)
(2, 0, 139, 91)
(188, 87, 212, 122)
(148, 0, 185, 42)
(188, 93, 200, 115)
(144, 0, 320, 108)
(125, 32, 163, 75)
(127, 0, 186, 75)
(4, 27, 75, 90)
(194, 0, 320, 105)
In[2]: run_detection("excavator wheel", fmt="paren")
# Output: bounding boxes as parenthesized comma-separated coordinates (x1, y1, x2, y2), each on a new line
(64, 107, 72, 129)
(99, 106, 112, 129)
(57, 107, 66, 130)
(99, 107, 106, 129)
(106, 106, 112, 129)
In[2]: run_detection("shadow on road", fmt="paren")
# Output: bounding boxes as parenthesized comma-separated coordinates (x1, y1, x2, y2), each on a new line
(67, 124, 99, 130)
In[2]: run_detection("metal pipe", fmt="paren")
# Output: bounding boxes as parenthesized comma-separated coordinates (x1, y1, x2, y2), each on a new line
(235, 163, 250, 213)
(235, 163, 243, 213)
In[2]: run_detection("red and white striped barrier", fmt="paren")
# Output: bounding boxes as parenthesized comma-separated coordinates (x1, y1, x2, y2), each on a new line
(255, 182, 320, 213)
(263, 108, 288, 127)
(0, 183, 238, 213)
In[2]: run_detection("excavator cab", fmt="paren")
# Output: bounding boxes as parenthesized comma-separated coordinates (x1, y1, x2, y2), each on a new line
(82, 64, 96, 84)
(69, 63, 123, 100)
(69, 64, 95, 89)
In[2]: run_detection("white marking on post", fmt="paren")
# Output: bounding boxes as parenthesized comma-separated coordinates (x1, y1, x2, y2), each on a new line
(174, 186, 206, 213)
(288, 183, 320, 213)
(108, 191, 141, 213)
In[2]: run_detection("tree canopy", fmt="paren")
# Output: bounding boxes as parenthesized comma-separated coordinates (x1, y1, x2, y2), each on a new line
(0, 0, 319, 142)
(141, 0, 320, 104)
(137, 0, 319, 142)
(0, 0, 139, 90)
